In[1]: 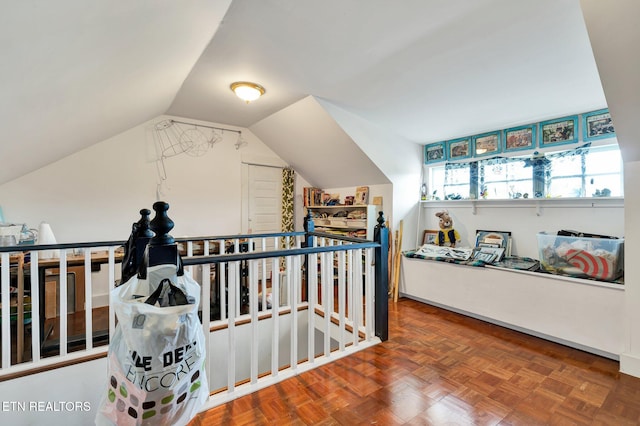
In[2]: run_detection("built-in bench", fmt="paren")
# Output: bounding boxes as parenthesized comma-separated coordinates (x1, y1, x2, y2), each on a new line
(400, 255, 624, 359)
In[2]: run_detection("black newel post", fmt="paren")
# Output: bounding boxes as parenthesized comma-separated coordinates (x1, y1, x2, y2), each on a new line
(134, 208, 154, 264)
(374, 211, 389, 341)
(303, 210, 315, 301)
(149, 201, 175, 246)
(121, 208, 156, 284)
(146, 201, 180, 273)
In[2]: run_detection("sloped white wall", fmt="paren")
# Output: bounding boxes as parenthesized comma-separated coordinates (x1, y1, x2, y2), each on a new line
(318, 99, 423, 250)
(0, 115, 286, 243)
(250, 96, 390, 189)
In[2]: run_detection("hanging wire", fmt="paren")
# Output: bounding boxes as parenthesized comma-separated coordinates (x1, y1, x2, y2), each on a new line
(154, 119, 245, 157)
(152, 119, 249, 198)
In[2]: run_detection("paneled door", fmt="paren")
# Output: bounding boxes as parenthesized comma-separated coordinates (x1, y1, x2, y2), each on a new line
(244, 164, 283, 282)
(247, 165, 283, 235)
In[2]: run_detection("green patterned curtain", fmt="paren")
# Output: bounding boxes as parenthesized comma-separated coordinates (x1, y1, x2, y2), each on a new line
(281, 167, 295, 249)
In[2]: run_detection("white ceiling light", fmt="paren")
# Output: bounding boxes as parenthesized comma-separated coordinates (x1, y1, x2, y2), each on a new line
(230, 81, 265, 103)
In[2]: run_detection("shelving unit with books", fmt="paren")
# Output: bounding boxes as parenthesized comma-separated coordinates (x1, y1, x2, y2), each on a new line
(303, 186, 377, 240)
(305, 204, 378, 240)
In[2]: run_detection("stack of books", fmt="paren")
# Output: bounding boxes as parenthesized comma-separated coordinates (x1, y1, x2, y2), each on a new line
(303, 187, 324, 207)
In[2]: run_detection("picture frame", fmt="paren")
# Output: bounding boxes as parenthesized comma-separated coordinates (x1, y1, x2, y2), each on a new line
(475, 230, 512, 256)
(504, 124, 537, 152)
(472, 246, 506, 263)
(539, 116, 578, 147)
(583, 109, 616, 141)
(422, 229, 439, 245)
(447, 137, 472, 160)
(355, 186, 369, 205)
(424, 142, 446, 164)
(472, 131, 501, 157)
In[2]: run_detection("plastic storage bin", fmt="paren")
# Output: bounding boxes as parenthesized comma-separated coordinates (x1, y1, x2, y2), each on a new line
(537, 232, 624, 282)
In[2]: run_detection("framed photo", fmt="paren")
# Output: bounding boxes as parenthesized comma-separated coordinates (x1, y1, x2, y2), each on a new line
(447, 138, 471, 160)
(475, 230, 512, 256)
(583, 109, 616, 141)
(472, 246, 506, 263)
(422, 229, 439, 245)
(472, 131, 501, 157)
(424, 142, 446, 164)
(504, 124, 536, 152)
(540, 116, 578, 146)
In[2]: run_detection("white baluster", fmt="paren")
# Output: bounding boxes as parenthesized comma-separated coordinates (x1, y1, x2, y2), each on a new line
(338, 249, 346, 352)
(365, 248, 374, 341)
(270, 253, 279, 377)
(354, 248, 363, 347)
(227, 261, 236, 393)
(250, 258, 259, 384)
(219, 240, 226, 321)
(290, 255, 298, 371)
(108, 246, 116, 338)
(261, 237, 266, 312)
(307, 251, 317, 365)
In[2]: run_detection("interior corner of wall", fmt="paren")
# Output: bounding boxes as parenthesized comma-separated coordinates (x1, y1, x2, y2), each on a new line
(620, 352, 640, 378)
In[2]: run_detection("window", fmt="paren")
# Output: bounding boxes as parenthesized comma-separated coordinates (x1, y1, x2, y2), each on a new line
(426, 143, 623, 200)
(443, 165, 470, 200)
(429, 164, 470, 200)
(549, 144, 623, 197)
(480, 158, 532, 199)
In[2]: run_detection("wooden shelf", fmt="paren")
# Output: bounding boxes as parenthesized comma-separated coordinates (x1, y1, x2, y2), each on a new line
(306, 204, 378, 240)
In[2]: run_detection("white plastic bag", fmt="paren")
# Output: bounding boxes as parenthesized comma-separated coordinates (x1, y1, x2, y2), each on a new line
(96, 263, 208, 426)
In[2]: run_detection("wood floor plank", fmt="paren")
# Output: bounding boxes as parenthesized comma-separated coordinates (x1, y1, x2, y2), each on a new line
(191, 298, 640, 425)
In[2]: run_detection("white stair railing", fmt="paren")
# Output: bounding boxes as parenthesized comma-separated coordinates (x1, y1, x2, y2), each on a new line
(0, 232, 385, 412)
(0, 242, 123, 378)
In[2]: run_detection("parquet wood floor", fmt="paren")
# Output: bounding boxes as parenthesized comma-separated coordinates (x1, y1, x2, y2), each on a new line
(190, 298, 640, 425)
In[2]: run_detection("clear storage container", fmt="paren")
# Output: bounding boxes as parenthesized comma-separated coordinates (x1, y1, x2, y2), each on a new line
(537, 232, 624, 282)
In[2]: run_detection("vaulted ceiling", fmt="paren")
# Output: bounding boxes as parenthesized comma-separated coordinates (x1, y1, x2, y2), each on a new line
(0, 0, 610, 185)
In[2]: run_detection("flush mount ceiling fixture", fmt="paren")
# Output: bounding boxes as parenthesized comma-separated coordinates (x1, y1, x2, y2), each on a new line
(230, 81, 265, 103)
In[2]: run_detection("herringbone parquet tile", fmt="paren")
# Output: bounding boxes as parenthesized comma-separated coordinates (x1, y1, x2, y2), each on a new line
(191, 298, 640, 425)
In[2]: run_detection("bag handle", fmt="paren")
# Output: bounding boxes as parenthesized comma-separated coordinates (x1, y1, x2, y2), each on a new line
(144, 278, 190, 306)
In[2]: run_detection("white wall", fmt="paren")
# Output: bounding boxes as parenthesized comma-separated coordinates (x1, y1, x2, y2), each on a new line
(419, 199, 624, 258)
(0, 115, 287, 242)
(580, 0, 640, 379)
(622, 161, 640, 375)
(0, 115, 289, 306)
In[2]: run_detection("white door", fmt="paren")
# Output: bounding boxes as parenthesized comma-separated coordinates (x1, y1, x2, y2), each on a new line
(246, 165, 283, 284)
(247, 165, 283, 236)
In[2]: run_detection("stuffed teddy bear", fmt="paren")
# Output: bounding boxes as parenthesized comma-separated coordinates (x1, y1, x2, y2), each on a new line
(435, 210, 461, 247)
